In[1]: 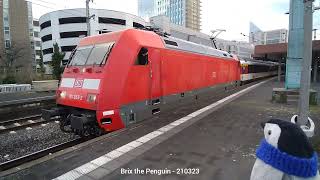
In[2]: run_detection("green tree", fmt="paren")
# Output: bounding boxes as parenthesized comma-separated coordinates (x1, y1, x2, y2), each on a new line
(50, 43, 65, 80)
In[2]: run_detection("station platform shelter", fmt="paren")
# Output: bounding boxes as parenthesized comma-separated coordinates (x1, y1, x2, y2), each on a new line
(253, 40, 320, 82)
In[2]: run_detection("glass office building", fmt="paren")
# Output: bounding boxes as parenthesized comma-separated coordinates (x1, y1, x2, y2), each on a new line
(138, 0, 155, 21)
(139, 0, 201, 31)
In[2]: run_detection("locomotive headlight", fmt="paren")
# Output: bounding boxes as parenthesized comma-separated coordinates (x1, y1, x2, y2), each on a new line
(60, 91, 67, 99)
(87, 94, 97, 103)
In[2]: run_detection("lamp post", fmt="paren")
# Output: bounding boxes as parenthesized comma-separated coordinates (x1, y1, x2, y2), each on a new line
(298, 0, 314, 126)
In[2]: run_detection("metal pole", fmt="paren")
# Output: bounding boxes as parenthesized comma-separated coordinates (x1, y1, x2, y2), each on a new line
(298, 0, 314, 126)
(314, 59, 318, 82)
(278, 58, 281, 82)
(86, 0, 91, 36)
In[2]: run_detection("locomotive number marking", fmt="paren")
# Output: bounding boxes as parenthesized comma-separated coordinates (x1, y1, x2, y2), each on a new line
(69, 94, 83, 100)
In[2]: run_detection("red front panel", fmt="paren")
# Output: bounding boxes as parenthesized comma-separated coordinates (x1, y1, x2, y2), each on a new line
(57, 67, 105, 110)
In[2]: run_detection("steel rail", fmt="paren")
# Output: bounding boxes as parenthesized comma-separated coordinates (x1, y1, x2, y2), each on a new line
(0, 115, 58, 134)
(0, 138, 86, 171)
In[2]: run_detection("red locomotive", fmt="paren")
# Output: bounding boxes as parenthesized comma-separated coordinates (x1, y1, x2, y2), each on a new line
(42, 29, 277, 136)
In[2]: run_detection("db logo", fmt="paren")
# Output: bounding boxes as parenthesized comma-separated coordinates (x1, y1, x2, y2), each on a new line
(74, 79, 84, 88)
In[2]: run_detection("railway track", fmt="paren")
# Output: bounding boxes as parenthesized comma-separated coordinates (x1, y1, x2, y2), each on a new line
(0, 138, 87, 171)
(0, 96, 55, 121)
(0, 115, 58, 134)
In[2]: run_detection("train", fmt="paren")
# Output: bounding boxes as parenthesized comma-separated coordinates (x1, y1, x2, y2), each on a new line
(42, 28, 278, 136)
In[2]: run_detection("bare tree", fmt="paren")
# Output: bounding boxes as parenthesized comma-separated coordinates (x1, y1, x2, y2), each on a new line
(0, 42, 27, 83)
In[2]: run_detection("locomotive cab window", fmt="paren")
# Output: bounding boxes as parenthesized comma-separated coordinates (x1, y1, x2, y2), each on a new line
(135, 48, 148, 65)
(68, 42, 115, 66)
(86, 42, 115, 66)
(68, 45, 93, 66)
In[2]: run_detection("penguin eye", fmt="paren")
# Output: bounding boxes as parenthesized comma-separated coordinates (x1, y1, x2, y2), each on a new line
(268, 130, 272, 135)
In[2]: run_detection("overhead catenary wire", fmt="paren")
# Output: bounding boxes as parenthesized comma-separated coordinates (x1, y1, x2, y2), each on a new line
(28, 1, 97, 21)
(31, 0, 57, 6)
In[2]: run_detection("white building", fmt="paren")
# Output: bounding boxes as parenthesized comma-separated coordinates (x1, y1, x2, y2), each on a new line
(32, 19, 42, 68)
(249, 22, 288, 45)
(39, 9, 146, 70)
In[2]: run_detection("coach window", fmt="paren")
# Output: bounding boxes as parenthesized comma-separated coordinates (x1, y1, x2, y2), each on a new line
(135, 48, 148, 65)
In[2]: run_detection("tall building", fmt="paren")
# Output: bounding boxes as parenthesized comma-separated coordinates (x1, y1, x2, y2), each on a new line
(139, 0, 201, 31)
(32, 19, 42, 69)
(249, 22, 288, 45)
(0, 0, 34, 82)
(138, 0, 155, 21)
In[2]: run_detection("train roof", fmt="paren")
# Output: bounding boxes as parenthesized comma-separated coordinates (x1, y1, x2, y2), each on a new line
(79, 29, 237, 61)
(161, 36, 235, 60)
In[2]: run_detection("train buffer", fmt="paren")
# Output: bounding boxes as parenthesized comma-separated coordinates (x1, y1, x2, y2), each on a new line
(2, 78, 320, 180)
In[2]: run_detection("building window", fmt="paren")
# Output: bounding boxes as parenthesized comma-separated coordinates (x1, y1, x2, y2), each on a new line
(60, 31, 87, 38)
(61, 45, 77, 52)
(33, 20, 40, 26)
(59, 17, 87, 24)
(98, 17, 126, 25)
(34, 31, 39, 37)
(15, 67, 22, 73)
(43, 48, 53, 55)
(35, 41, 41, 46)
(31, 41, 35, 49)
(5, 40, 11, 48)
(133, 22, 144, 28)
(36, 50, 42, 56)
(41, 34, 52, 42)
(40, 21, 51, 29)
(98, 30, 111, 34)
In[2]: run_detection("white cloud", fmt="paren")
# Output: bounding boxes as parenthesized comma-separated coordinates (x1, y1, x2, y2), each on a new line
(201, 0, 289, 40)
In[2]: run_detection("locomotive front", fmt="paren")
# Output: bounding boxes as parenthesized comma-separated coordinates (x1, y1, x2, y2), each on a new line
(42, 35, 117, 136)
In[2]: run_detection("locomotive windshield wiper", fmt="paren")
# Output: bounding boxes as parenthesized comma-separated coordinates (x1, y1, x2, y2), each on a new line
(99, 44, 114, 66)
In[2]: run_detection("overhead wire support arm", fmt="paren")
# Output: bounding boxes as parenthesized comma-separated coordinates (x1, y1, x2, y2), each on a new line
(210, 29, 226, 49)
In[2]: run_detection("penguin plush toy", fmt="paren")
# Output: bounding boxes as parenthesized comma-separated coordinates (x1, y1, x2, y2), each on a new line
(250, 119, 320, 180)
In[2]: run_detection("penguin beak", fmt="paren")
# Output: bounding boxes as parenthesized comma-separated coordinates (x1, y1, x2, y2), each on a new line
(260, 122, 266, 129)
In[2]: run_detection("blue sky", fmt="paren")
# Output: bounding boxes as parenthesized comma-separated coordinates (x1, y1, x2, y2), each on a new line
(270, 1, 289, 13)
(31, 0, 320, 41)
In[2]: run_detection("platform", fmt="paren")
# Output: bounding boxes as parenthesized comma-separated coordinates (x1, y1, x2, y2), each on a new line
(0, 91, 55, 103)
(1, 78, 320, 180)
(0, 91, 55, 105)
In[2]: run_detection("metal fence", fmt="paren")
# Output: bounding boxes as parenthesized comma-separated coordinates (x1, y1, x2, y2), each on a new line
(0, 84, 32, 93)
